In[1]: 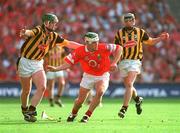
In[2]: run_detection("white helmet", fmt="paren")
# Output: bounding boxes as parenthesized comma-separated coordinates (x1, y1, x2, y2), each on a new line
(123, 13, 135, 22)
(84, 32, 99, 43)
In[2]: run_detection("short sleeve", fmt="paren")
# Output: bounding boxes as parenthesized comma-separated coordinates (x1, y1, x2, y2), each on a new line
(141, 29, 150, 41)
(64, 49, 81, 65)
(106, 44, 117, 53)
(114, 30, 121, 45)
(55, 35, 65, 44)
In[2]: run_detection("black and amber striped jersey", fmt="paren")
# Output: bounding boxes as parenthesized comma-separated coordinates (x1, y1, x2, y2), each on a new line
(20, 24, 67, 60)
(45, 46, 66, 67)
(114, 27, 150, 61)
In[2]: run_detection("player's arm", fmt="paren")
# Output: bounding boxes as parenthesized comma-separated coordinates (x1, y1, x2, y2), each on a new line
(111, 45, 122, 65)
(46, 62, 72, 72)
(106, 44, 122, 71)
(47, 48, 80, 72)
(143, 31, 169, 45)
(20, 27, 39, 38)
(114, 30, 122, 46)
(65, 40, 83, 49)
(56, 36, 82, 49)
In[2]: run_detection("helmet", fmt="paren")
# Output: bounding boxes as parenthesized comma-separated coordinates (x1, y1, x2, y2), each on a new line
(123, 13, 135, 22)
(42, 13, 59, 23)
(84, 32, 99, 43)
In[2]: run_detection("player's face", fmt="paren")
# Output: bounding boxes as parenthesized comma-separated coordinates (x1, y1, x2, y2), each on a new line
(86, 41, 99, 52)
(45, 21, 58, 31)
(124, 18, 135, 27)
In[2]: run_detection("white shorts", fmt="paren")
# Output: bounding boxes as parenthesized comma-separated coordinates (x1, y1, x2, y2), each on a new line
(118, 59, 142, 77)
(17, 57, 44, 77)
(80, 72, 110, 90)
(46, 71, 64, 80)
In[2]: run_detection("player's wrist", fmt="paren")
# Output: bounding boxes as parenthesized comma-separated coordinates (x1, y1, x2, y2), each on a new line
(111, 62, 117, 66)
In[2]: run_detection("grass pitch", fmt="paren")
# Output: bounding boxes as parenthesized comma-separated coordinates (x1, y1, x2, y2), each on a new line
(0, 98, 179, 133)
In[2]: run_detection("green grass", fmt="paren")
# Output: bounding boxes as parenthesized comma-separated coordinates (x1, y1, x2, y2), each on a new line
(0, 98, 179, 133)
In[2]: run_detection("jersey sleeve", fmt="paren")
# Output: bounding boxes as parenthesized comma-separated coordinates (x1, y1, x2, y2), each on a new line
(105, 43, 118, 53)
(141, 29, 154, 45)
(114, 30, 122, 46)
(29, 26, 41, 36)
(55, 35, 65, 45)
(142, 31, 150, 41)
(64, 49, 81, 65)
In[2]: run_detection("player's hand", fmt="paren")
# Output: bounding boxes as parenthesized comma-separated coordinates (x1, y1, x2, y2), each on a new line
(110, 63, 118, 72)
(20, 27, 27, 37)
(160, 32, 169, 40)
(46, 65, 57, 72)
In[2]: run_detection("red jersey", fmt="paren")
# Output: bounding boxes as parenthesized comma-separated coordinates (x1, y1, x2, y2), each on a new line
(64, 43, 119, 76)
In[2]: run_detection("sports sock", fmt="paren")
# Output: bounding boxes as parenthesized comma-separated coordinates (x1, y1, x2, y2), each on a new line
(29, 105, 36, 111)
(55, 95, 61, 99)
(72, 108, 78, 115)
(134, 96, 140, 103)
(71, 104, 82, 115)
(21, 106, 28, 111)
(49, 98, 53, 101)
(85, 110, 92, 117)
(122, 105, 128, 111)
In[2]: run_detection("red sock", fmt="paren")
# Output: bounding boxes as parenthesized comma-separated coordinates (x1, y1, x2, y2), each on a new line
(72, 104, 82, 115)
(72, 108, 78, 115)
(85, 110, 92, 117)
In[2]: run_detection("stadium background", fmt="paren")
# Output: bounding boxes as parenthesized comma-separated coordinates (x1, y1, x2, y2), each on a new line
(0, 0, 180, 97)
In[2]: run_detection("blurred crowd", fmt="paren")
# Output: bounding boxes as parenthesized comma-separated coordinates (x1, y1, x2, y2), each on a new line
(0, 0, 180, 83)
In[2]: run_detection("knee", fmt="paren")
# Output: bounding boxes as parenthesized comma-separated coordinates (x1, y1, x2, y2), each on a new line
(96, 90, 104, 98)
(41, 86, 46, 92)
(61, 81, 66, 86)
(38, 85, 46, 93)
(22, 89, 31, 96)
(124, 81, 133, 89)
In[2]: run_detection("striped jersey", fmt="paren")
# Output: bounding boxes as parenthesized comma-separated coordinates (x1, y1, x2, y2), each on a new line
(20, 24, 67, 60)
(114, 27, 150, 61)
(45, 46, 66, 67)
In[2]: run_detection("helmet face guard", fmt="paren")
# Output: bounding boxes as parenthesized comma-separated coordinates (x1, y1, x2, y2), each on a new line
(42, 13, 59, 31)
(84, 32, 99, 44)
(123, 13, 135, 26)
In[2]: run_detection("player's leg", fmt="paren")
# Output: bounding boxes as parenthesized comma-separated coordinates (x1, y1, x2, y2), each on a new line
(132, 88, 143, 115)
(118, 71, 137, 118)
(54, 76, 65, 107)
(20, 77, 32, 115)
(81, 79, 108, 123)
(86, 90, 93, 105)
(47, 79, 55, 107)
(23, 70, 46, 122)
(67, 87, 90, 122)
(31, 70, 46, 106)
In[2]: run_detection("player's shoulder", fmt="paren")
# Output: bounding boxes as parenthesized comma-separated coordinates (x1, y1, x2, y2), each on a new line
(99, 43, 107, 46)
(98, 43, 107, 48)
(136, 27, 146, 32)
(35, 25, 43, 31)
(99, 43, 113, 51)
